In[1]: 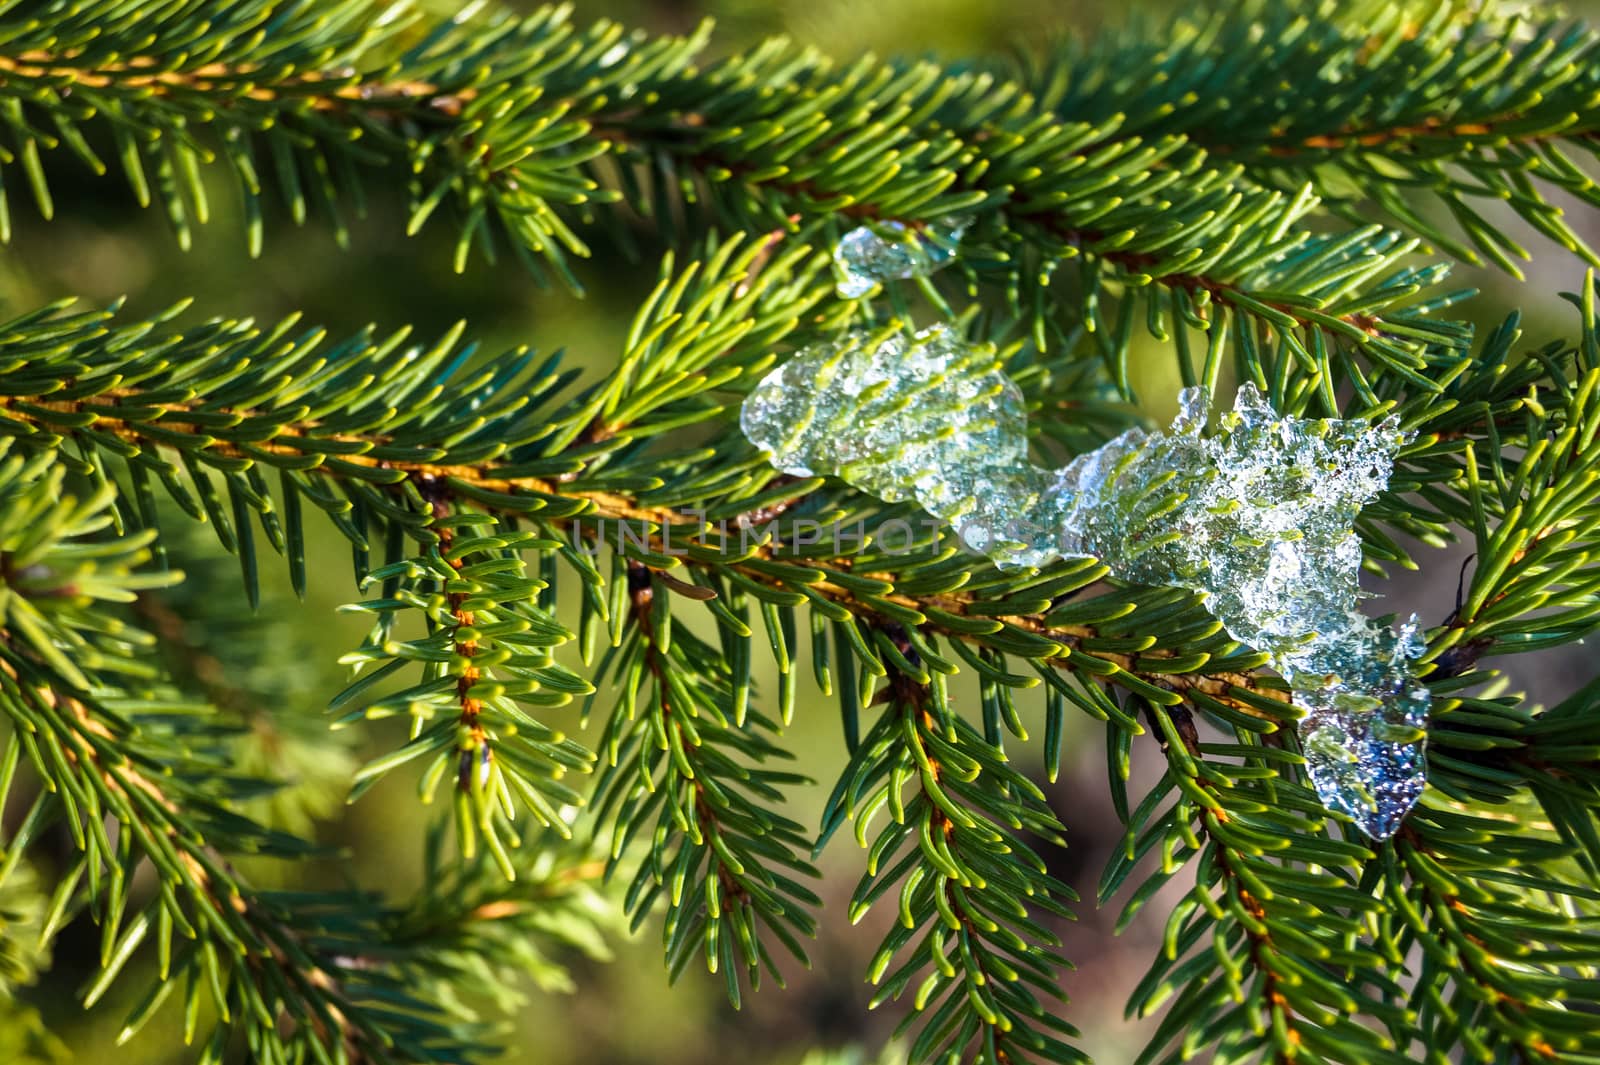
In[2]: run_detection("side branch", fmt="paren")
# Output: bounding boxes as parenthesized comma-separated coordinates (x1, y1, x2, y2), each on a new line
(0, 652, 396, 1060)
(1, 394, 1290, 715)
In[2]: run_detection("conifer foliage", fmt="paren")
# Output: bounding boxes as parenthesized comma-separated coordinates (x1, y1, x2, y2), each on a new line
(2, 1, 1600, 1063)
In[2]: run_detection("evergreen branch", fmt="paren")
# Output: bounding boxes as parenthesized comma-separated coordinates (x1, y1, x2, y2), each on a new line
(1113, 707, 1412, 1065)
(0, 1, 1486, 365)
(333, 504, 595, 876)
(1390, 811, 1600, 1061)
(0, 264, 1293, 725)
(12, 244, 1590, 804)
(5, 4, 1600, 1064)
(588, 560, 820, 1002)
(1415, 658, 1600, 881)
(0, 0, 686, 280)
(0, 446, 492, 1062)
(1099, 337, 1600, 1061)
(829, 626, 1084, 1065)
(1025, 0, 1600, 274)
(1429, 365, 1600, 667)
(1365, 286, 1600, 669)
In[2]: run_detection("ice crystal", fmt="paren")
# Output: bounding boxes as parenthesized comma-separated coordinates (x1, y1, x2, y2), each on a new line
(833, 218, 968, 298)
(741, 325, 1429, 838)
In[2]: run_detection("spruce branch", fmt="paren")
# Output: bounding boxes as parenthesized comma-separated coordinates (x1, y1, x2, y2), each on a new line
(1102, 292, 1600, 1060)
(827, 627, 1084, 1065)
(333, 502, 595, 876)
(0, 442, 625, 1062)
(1389, 811, 1600, 1061)
(1111, 706, 1410, 1065)
(6, 243, 1593, 904)
(0, 448, 470, 1061)
(0, 1, 1491, 370)
(588, 559, 820, 1002)
(0, 248, 1295, 727)
(1024, 0, 1600, 274)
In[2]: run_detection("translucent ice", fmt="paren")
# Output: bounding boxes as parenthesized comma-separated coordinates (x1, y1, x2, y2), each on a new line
(741, 325, 1429, 839)
(739, 325, 1059, 567)
(834, 218, 969, 298)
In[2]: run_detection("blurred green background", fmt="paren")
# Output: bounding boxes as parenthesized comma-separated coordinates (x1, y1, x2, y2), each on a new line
(4, 1, 1599, 1064)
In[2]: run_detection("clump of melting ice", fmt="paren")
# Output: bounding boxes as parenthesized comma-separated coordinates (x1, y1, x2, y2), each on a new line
(834, 218, 969, 298)
(740, 325, 1429, 839)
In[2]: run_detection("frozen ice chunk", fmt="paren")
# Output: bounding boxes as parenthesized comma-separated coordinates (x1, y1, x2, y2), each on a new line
(834, 218, 969, 299)
(1059, 384, 1426, 837)
(1295, 616, 1429, 839)
(740, 326, 1430, 839)
(740, 324, 1060, 566)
